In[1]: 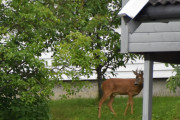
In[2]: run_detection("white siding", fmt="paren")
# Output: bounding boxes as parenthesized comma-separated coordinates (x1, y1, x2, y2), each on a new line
(39, 52, 53, 67)
(40, 52, 174, 79)
(106, 59, 175, 79)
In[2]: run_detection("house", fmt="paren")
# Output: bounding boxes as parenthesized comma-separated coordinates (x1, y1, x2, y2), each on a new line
(119, 0, 180, 120)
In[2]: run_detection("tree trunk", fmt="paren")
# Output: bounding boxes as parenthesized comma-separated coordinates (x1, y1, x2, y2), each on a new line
(97, 66, 103, 99)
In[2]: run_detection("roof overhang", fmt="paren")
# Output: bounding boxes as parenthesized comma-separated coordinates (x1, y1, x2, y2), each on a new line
(119, 0, 180, 22)
(135, 4, 180, 22)
(119, 0, 149, 19)
(142, 52, 180, 64)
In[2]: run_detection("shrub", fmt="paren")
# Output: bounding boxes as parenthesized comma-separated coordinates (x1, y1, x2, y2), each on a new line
(0, 98, 50, 120)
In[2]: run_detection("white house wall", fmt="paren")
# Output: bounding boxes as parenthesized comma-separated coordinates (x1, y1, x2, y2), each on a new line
(105, 59, 175, 79)
(40, 52, 174, 79)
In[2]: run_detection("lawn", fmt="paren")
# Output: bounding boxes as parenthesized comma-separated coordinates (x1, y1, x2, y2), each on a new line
(49, 97, 180, 120)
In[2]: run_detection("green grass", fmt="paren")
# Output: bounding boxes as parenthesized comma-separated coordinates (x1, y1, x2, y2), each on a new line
(49, 97, 180, 120)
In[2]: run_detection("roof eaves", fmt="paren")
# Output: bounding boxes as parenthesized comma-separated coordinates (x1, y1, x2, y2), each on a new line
(119, 0, 149, 19)
(149, 0, 180, 6)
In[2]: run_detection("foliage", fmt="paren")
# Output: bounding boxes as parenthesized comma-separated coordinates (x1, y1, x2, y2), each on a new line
(0, 98, 50, 120)
(53, 32, 106, 80)
(166, 64, 180, 93)
(0, 0, 59, 119)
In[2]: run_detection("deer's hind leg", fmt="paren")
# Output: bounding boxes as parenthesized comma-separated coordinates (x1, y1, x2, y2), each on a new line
(98, 92, 111, 118)
(107, 94, 117, 116)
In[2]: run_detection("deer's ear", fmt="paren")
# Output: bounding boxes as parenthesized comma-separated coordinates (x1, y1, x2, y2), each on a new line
(132, 70, 137, 75)
(140, 71, 144, 75)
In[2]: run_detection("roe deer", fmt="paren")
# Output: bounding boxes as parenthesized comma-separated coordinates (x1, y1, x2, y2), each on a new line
(98, 70, 143, 118)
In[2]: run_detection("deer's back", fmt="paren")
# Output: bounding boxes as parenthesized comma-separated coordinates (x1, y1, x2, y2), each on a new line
(102, 78, 141, 95)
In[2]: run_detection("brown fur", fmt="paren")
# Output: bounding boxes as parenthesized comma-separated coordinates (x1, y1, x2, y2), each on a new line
(98, 71, 143, 118)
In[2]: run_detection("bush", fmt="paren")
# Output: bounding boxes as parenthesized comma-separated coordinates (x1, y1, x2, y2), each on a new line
(0, 1, 58, 119)
(0, 98, 50, 120)
(167, 65, 180, 92)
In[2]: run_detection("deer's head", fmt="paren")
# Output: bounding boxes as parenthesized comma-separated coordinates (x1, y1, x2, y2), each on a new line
(133, 70, 144, 85)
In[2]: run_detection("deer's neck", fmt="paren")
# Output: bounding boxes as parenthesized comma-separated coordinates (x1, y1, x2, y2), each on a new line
(134, 83, 143, 91)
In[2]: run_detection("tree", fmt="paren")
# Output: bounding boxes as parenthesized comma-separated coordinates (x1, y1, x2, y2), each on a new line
(166, 64, 180, 93)
(0, 0, 59, 119)
(52, 0, 137, 98)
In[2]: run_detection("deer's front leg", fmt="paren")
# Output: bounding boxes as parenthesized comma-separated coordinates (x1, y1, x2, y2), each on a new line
(124, 102, 129, 115)
(129, 94, 133, 114)
(124, 96, 130, 115)
(124, 94, 133, 115)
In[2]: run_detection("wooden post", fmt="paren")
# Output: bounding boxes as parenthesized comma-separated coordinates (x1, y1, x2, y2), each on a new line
(143, 54, 153, 120)
(120, 0, 129, 53)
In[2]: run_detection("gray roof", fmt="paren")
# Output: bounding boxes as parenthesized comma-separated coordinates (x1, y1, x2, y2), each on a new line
(149, 0, 180, 5)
